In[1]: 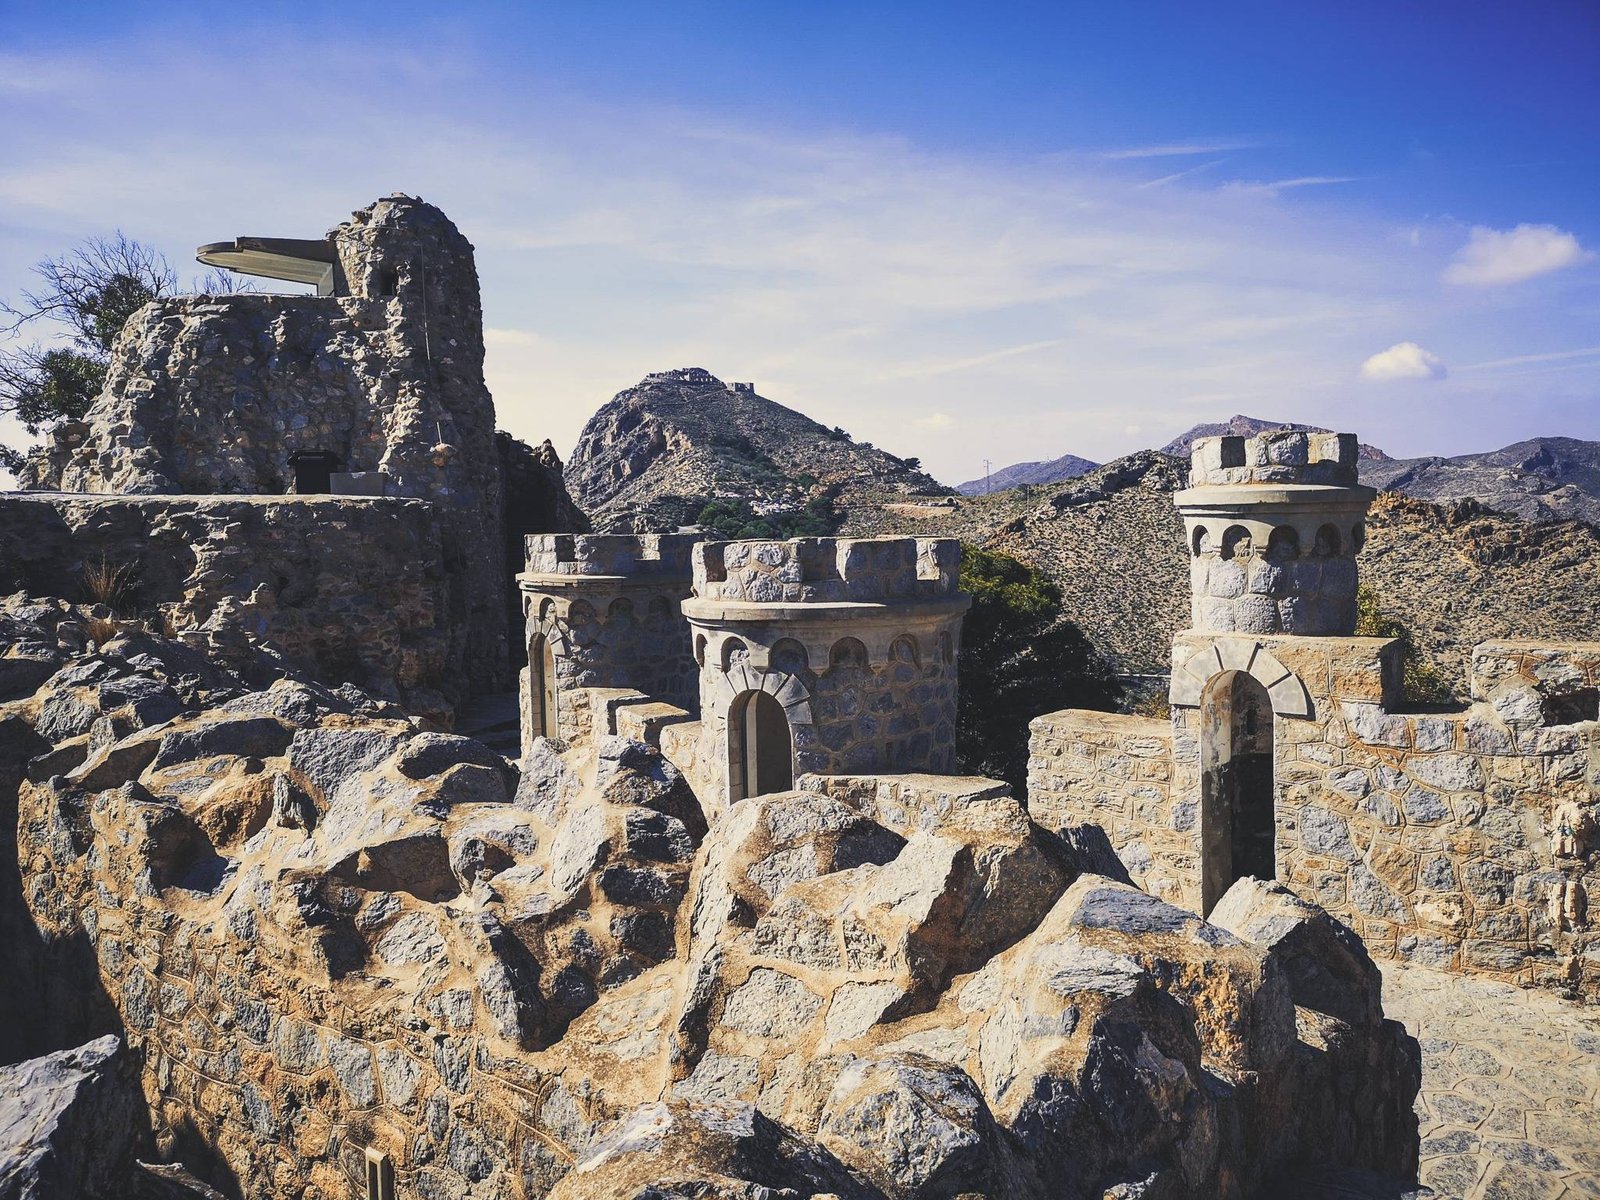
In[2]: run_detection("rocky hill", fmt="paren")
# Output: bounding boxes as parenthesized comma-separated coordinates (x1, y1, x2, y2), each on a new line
(565, 369, 948, 532)
(1160, 414, 1390, 461)
(856, 450, 1600, 693)
(1359, 435, 1600, 524)
(953, 451, 1099, 496)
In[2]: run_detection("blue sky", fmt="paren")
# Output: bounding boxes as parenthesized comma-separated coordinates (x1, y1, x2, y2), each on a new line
(2, 1, 1597, 483)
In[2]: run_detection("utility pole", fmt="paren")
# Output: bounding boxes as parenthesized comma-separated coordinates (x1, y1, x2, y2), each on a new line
(984, 459, 992, 495)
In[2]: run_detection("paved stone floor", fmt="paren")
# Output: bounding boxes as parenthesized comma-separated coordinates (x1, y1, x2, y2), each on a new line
(1380, 962, 1600, 1199)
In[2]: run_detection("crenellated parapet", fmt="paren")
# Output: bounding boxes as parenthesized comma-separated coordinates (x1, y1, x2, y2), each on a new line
(692, 536, 961, 604)
(1176, 431, 1374, 637)
(525, 532, 701, 580)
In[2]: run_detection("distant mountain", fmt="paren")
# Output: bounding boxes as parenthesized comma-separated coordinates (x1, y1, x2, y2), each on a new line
(857, 447, 1600, 690)
(955, 452, 1100, 496)
(1160, 415, 1391, 461)
(565, 368, 950, 532)
(1360, 436, 1600, 525)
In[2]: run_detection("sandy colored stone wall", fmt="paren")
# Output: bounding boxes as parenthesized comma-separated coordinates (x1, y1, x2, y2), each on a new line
(0, 493, 463, 714)
(1030, 632, 1600, 999)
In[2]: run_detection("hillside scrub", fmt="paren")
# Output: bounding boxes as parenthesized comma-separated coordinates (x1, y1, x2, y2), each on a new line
(956, 543, 1122, 792)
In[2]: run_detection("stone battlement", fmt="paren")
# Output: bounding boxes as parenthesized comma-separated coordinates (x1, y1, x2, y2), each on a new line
(692, 537, 960, 604)
(1189, 430, 1360, 488)
(641, 366, 724, 387)
(523, 532, 701, 579)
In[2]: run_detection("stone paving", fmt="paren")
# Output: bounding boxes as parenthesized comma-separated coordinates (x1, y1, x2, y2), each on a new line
(1381, 962, 1600, 1199)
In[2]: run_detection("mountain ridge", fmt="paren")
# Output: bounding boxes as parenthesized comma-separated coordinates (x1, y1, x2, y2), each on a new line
(565, 368, 949, 532)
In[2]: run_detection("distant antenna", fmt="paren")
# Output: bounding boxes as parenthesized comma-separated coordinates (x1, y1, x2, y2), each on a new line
(984, 459, 992, 495)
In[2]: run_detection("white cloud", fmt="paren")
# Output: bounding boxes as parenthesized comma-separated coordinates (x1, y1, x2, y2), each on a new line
(1444, 223, 1592, 286)
(914, 412, 956, 430)
(1360, 342, 1448, 381)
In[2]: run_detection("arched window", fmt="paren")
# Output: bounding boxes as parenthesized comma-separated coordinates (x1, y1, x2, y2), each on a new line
(890, 635, 920, 666)
(1220, 526, 1254, 561)
(727, 690, 793, 801)
(1265, 526, 1301, 562)
(720, 637, 749, 671)
(1312, 524, 1342, 558)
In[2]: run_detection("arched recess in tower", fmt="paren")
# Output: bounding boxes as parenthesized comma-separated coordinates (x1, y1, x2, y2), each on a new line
(727, 689, 794, 801)
(1200, 669, 1276, 914)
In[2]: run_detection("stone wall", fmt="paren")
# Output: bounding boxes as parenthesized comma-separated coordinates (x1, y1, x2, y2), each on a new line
(20, 196, 509, 692)
(1029, 631, 1600, 999)
(693, 535, 960, 603)
(0, 494, 464, 715)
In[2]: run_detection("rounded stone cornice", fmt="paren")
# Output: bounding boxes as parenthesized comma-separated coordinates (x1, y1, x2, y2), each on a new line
(680, 595, 971, 626)
(1173, 483, 1376, 516)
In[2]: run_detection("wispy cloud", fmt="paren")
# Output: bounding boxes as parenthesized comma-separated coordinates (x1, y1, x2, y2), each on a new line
(1460, 345, 1600, 372)
(885, 340, 1065, 381)
(1138, 158, 1229, 189)
(1444, 223, 1592, 286)
(1100, 140, 1261, 160)
(1226, 176, 1359, 197)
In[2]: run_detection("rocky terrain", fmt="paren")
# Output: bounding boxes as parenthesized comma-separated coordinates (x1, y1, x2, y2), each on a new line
(1360, 436, 1600, 525)
(953, 452, 1099, 496)
(0, 591, 1421, 1197)
(564, 368, 948, 532)
(854, 450, 1600, 693)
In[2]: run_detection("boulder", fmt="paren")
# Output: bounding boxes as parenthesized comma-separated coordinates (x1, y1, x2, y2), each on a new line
(1208, 876, 1383, 1028)
(0, 1036, 143, 1200)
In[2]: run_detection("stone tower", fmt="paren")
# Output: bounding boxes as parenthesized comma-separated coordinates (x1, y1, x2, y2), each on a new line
(1176, 430, 1375, 636)
(682, 536, 969, 812)
(518, 533, 700, 747)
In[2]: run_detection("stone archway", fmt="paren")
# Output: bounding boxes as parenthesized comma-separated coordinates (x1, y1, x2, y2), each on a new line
(728, 689, 793, 801)
(1200, 669, 1276, 914)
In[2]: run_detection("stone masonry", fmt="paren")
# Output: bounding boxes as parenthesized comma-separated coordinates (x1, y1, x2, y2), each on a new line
(0, 492, 462, 718)
(20, 195, 510, 693)
(1029, 431, 1600, 1001)
(517, 533, 700, 746)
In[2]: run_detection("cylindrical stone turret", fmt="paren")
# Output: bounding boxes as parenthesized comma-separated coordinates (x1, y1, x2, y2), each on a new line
(681, 536, 970, 810)
(1175, 430, 1374, 636)
(518, 533, 701, 748)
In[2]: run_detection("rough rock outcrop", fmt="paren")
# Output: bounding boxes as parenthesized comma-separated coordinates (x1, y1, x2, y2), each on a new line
(3, 603, 1420, 1198)
(0, 1036, 143, 1200)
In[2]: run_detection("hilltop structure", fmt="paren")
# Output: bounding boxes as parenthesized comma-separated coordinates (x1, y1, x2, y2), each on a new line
(1030, 430, 1600, 998)
(3, 195, 581, 711)
(0, 196, 1438, 1198)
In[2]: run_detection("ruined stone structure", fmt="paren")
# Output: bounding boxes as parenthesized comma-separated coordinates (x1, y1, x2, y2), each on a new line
(19, 195, 512, 697)
(1030, 431, 1600, 999)
(0, 493, 461, 719)
(517, 533, 699, 746)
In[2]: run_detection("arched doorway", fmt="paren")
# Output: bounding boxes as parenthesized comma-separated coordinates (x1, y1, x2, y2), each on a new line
(530, 633, 558, 739)
(1200, 670, 1275, 914)
(728, 689, 793, 801)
